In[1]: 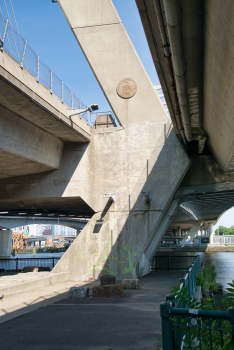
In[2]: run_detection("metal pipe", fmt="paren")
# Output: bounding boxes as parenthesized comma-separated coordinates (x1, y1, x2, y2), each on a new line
(153, 0, 187, 145)
(162, 0, 192, 141)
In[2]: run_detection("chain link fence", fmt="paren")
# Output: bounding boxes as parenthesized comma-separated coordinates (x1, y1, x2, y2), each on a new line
(0, 11, 88, 121)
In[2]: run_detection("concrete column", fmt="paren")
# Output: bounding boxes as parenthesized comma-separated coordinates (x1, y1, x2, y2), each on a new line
(180, 221, 202, 245)
(178, 227, 182, 237)
(0, 229, 12, 258)
(209, 223, 214, 243)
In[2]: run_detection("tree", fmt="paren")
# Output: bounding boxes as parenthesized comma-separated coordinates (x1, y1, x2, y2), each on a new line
(215, 225, 229, 235)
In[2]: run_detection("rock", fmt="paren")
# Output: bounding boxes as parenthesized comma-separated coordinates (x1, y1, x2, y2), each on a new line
(38, 267, 51, 272)
(100, 274, 116, 286)
(69, 287, 89, 298)
(23, 266, 38, 273)
(92, 283, 124, 298)
(122, 279, 139, 289)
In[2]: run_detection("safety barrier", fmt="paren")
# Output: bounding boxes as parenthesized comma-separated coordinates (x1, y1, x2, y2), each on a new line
(153, 255, 198, 271)
(0, 11, 88, 121)
(160, 255, 234, 349)
(0, 257, 61, 271)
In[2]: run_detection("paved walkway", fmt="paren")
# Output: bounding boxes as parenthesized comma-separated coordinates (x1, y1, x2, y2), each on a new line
(0, 271, 185, 350)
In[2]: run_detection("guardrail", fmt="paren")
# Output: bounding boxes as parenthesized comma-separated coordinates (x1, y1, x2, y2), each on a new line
(152, 255, 198, 271)
(159, 255, 234, 349)
(90, 111, 119, 128)
(0, 257, 61, 271)
(0, 11, 88, 121)
(161, 304, 234, 349)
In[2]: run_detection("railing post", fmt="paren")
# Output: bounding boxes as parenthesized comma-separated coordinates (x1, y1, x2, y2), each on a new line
(20, 39, 27, 68)
(61, 80, 63, 103)
(36, 55, 39, 82)
(50, 69, 53, 94)
(156, 255, 158, 271)
(0, 18, 9, 49)
(16, 258, 18, 270)
(53, 257, 55, 268)
(160, 302, 173, 349)
(229, 307, 234, 348)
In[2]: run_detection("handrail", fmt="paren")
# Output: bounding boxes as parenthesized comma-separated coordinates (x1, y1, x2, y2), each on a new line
(0, 12, 88, 121)
(166, 256, 200, 307)
(160, 255, 234, 349)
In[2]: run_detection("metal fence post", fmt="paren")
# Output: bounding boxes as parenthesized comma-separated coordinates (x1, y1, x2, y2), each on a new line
(36, 55, 39, 82)
(16, 258, 18, 270)
(20, 39, 27, 68)
(229, 307, 234, 348)
(53, 257, 55, 268)
(168, 255, 170, 271)
(156, 255, 158, 271)
(160, 302, 173, 349)
(0, 18, 9, 49)
(50, 69, 53, 94)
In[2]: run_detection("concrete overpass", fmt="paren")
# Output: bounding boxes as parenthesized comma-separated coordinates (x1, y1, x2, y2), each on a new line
(0, 216, 88, 230)
(135, 0, 234, 246)
(0, 0, 234, 281)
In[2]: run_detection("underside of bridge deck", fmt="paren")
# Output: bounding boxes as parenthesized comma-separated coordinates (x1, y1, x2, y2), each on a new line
(0, 50, 91, 179)
(136, 0, 234, 173)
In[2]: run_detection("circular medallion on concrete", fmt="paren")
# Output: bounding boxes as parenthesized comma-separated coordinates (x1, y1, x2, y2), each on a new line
(117, 78, 137, 99)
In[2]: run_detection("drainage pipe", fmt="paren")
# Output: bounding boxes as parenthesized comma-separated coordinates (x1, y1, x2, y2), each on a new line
(152, 0, 186, 145)
(162, 0, 192, 141)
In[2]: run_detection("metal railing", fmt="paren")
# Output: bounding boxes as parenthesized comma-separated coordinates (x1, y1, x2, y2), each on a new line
(161, 304, 234, 349)
(160, 255, 234, 349)
(153, 255, 198, 271)
(0, 11, 88, 121)
(0, 257, 61, 271)
(90, 111, 120, 128)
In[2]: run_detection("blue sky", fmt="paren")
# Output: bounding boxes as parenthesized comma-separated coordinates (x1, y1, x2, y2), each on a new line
(1, 0, 159, 111)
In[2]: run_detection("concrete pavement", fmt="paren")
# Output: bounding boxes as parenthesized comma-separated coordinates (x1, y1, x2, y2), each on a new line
(0, 271, 184, 350)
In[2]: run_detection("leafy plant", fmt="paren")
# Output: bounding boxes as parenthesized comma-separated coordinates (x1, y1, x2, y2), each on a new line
(154, 334, 162, 350)
(137, 267, 144, 279)
(196, 264, 218, 293)
(169, 278, 234, 350)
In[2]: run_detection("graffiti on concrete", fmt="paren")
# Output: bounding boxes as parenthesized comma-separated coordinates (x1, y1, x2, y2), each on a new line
(74, 236, 139, 275)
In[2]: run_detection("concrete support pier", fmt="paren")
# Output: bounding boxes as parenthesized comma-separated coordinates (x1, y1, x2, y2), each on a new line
(180, 221, 202, 245)
(49, 0, 191, 281)
(0, 230, 12, 258)
(209, 223, 214, 244)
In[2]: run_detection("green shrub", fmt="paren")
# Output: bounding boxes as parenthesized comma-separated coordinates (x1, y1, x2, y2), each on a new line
(196, 263, 218, 293)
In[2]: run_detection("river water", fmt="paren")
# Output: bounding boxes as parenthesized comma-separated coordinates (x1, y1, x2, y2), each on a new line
(157, 251, 234, 291)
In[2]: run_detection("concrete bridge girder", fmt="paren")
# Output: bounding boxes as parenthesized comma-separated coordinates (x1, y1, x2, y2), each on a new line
(0, 49, 91, 180)
(0, 217, 87, 231)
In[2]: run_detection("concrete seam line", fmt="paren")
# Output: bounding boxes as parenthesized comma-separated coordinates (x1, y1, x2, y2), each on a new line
(71, 22, 122, 30)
